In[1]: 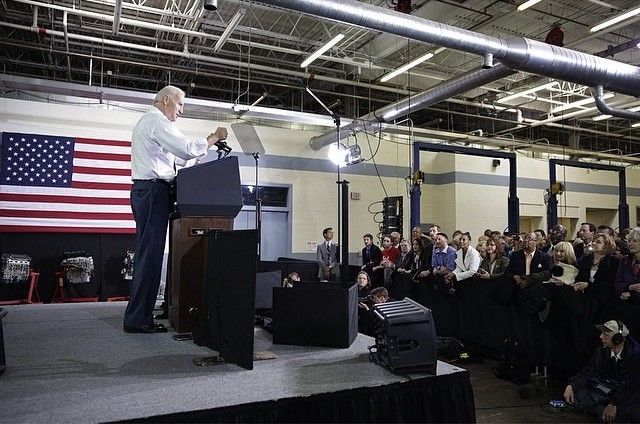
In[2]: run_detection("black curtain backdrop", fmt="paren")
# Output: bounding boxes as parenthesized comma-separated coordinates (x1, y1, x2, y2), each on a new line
(0, 233, 135, 302)
(121, 370, 475, 423)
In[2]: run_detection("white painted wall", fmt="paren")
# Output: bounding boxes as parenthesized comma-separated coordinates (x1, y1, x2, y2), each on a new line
(1, 97, 638, 253)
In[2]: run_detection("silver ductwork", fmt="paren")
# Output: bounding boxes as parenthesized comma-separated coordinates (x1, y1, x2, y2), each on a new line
(259, 0, 640, 97)
(593, 85, 640, 121)
(310, 63, 516, 150)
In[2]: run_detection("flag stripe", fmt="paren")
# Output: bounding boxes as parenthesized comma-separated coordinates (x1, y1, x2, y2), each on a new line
(0, 225, 135, 234)
(75, 143, 131, 155)
(74, 151, 131, 162)
(76, 138, 132, 147)
(73, 173, 132, 184)
(0, 200, 131, 213)
(0, 185, 130, 198)
(74, 158, 131, 170)
(0, 193, 130, 205)
(71, 181, 132, 190)
(73, 166, 131, 176)
(0, 216, 135, 228)
(0, 209, 134, 220)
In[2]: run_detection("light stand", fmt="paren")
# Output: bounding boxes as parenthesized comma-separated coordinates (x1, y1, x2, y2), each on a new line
(305, 84, 349, 277)
(252, 152, 262, 262)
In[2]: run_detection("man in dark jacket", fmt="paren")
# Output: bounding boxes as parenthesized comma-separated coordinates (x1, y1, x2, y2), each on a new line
(564, 320, 640, 423)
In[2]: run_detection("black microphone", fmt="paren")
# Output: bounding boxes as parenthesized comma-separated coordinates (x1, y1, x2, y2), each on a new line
(551, 265, 564, 277)
(214, 140, 232, 154)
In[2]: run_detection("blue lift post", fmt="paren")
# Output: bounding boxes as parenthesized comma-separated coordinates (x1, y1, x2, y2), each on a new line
(548, 159, 629, 231)
(410, 142, 520, 234)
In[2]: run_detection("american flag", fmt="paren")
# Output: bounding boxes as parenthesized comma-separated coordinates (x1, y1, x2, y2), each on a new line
(0, 132, 135, 234)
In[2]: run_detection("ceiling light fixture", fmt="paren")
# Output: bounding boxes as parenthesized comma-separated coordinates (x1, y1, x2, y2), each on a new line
(497, 81, 559, 103)
(380, 52, 434, 83)
(213, 8, 246, 53)
(300, 34, 345, 68)
(328, 143, 363, 167)
(550, 92, 614, 114)
(517, 0, 543, 12)
(591, 6, 640, 33)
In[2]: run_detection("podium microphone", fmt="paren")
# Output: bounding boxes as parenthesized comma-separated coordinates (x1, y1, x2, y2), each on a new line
(214, 140, 232, 158)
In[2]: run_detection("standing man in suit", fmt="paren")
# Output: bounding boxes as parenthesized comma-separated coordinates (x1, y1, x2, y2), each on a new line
(125, 85, 229, 334)
(317, 227, 340, 282)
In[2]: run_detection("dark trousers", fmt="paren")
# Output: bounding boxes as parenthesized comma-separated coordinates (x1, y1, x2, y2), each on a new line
(124, 181, 171, 328)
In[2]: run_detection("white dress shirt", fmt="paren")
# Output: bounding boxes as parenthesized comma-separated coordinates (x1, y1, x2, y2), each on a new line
(131, 108, 209, 182)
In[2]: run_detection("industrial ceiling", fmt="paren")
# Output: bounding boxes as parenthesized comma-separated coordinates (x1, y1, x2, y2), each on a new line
(1, 0, 640, 160)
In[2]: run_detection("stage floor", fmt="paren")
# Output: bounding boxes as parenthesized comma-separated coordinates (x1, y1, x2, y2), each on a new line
(0, 302, 469, 423)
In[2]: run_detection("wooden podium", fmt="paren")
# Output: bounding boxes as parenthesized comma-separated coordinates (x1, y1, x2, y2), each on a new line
(167, 157, 242, 333)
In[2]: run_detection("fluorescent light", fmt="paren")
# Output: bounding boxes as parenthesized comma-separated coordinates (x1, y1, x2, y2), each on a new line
(213, 9, 246, 53)
(593, 106, 640, 121)
(517, 0, 542, 11)
(591, 6, 640, 33)
(497, 81, 559, 104)
(550, 93, 614, 114)
(300, 34, 345, 68)
(380, 53, 434, 82)
(632, 122, 640, 128)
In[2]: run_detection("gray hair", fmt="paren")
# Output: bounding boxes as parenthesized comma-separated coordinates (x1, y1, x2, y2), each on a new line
(627, 227, 640, 242)
(154, 85, 185, 103)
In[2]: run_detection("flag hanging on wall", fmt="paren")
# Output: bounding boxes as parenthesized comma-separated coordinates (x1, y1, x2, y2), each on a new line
(0, 132, 135, 234)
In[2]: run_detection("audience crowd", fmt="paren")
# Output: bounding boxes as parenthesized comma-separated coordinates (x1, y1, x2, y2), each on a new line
(349, 222, 640, 421)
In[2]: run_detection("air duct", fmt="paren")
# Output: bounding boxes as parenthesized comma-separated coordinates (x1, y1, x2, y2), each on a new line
(258, 0, 640, 97)
(310, 63, 515, 150)
(593, 85, 640, 121)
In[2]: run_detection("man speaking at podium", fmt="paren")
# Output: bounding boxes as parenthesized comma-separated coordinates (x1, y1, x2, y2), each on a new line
(124, 85, 228, 334)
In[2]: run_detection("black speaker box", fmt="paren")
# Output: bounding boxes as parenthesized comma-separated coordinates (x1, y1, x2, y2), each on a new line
(273, 282, 358, 348)
(373, 297, 437, 374)
(0, 308, 7, 375)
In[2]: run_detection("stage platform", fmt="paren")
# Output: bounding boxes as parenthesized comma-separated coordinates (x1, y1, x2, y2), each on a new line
(0, 302, 475, 423)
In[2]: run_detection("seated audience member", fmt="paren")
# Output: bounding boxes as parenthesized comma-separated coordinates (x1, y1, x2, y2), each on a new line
(615, 227, 640, 304)
(444, 232, 481, 294)
(282, 271, 300, 288)
(483, 228, 493, 238)
(547, 224, 569, 257)
(548, 241, 579, 287)
(408, 237, 434, 305)
(428, 225, 441, 242)
(372, 235, 399, 287)
(597, 225, 615, 238)
(358, 287, 391, 336)
(391, 239, 415, 300)
(361, 233, 382, 277)
(389, 231, 401, 250)
(432, 233, 456, 276)
(564, 321, 640, 423)
(476, 237, 509, 280)
(411, 226, 431, 244)
(476, 240, 487, 260)
(535, 228, 550, 253)
(356, 271, 372, 297)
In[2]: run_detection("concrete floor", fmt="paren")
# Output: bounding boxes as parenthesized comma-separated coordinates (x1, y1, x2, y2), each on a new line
(466, 359, 596, 423)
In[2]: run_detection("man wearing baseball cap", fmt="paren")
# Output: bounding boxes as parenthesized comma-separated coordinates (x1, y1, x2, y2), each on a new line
(563, 320, 640, 422)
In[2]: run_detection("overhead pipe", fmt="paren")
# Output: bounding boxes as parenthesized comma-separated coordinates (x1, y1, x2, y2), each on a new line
(310, 63, 516, 150)
(593, 85, 640, 121)
(113, 0, 122, 36)
(257, 0, 640, 97)
(62, 11, 71, 81)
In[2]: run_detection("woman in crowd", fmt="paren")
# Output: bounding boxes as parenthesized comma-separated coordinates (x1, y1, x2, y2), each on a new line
(613, 228, 640, 338)
(574, 233, 620, 321)
(614, 227, 640, 304)
(408, 237, 432, 305)
(476, 240, 487, 260)
(355, 271, 372, 298)
(391, 239, 415, 300)
(372, 235, 399, 287)
(444, 232, 481, 295)
(476, 237, 510, 280)
(548, 241, 589, 375)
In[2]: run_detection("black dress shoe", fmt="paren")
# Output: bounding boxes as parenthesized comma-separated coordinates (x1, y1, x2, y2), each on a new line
(154, 310, 168, 320)
(123, 323, 168, 333)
